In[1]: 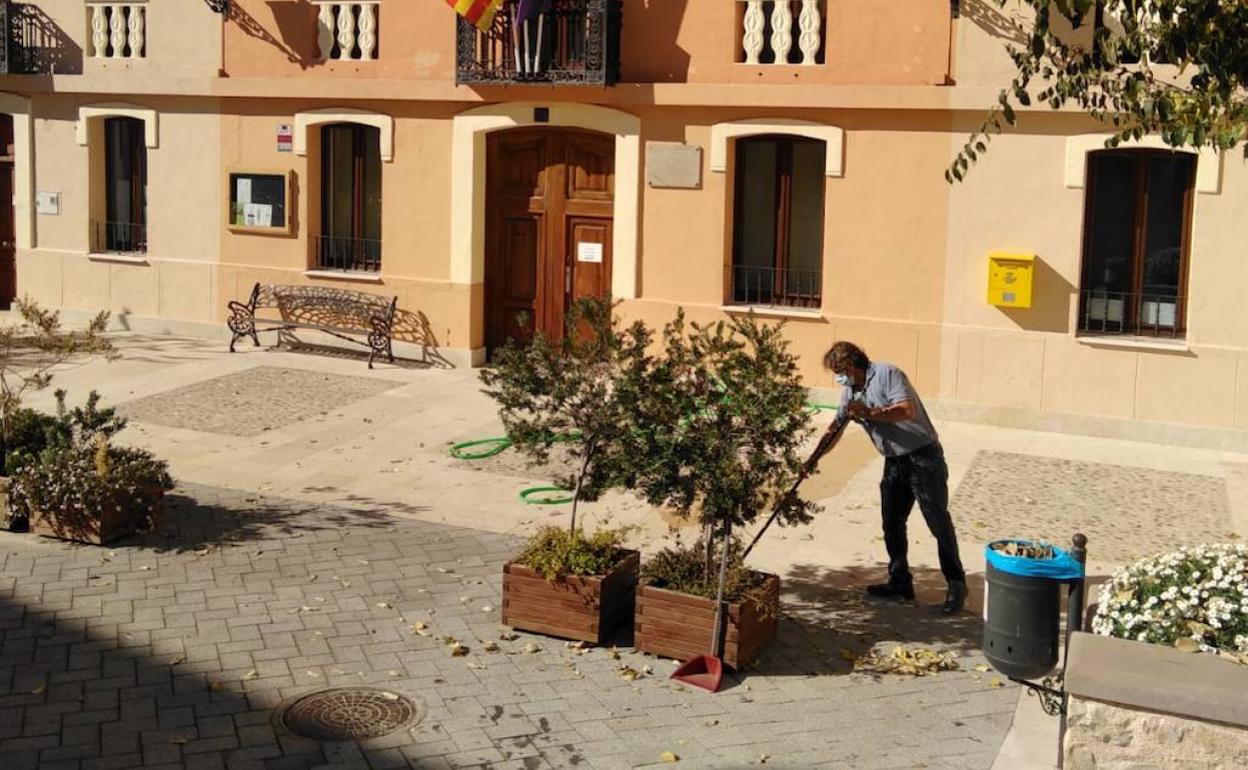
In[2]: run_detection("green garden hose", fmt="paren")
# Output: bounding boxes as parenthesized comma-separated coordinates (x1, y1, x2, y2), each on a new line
(518, 486, 576, 506)
(448, 405, 837, 505)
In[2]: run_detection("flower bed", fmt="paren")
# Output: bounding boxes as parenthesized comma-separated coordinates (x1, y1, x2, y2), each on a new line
(1091, 543, 1248, 663)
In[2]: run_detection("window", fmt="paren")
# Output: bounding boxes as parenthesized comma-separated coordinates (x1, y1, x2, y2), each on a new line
(317, 123, 381, 272)
(1079, 149, 1194, 337)
(99, 116, 146, 253)
(730, 135, 824, 308)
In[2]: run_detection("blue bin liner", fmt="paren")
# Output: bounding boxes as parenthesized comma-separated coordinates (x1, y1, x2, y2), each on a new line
(985, 539, 1084, 580)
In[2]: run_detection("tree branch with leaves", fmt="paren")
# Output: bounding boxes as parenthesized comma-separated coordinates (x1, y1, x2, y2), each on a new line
(951, 0, 1248, 182)
(0, 300, 117, 476)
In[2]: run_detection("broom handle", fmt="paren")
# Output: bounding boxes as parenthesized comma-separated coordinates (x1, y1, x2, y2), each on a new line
(710, 523, 732, 658)
(740, 436, 831, 562)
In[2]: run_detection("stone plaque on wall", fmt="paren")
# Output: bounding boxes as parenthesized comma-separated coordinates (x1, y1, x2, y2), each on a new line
(646, 142, 702, 189)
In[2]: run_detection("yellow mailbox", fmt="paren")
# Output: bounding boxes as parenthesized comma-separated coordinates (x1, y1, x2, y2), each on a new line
(987, 252, 1035, 309)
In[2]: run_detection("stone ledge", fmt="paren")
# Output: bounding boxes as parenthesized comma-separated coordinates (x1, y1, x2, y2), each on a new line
(1065, 631, 1248, 728)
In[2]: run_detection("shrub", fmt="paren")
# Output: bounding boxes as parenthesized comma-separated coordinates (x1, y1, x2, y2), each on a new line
(11, 392, 171, 532)
(1091, 544, 1248, 662)
(518, 525, 632, 581)
(640, 536, 766, 603)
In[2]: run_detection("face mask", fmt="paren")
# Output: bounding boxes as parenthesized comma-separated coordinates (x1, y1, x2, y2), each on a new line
(835, 373, 853, 388)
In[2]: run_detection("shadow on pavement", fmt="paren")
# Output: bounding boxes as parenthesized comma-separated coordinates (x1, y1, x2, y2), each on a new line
(749, 564, 988, 679)
(121, 486, 402, 555)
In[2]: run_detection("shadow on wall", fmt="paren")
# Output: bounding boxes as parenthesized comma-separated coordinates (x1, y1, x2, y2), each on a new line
(998, 256, 1076, 334)
(11, 3, 83, 74)
(392, 308, 455, 369)
(961, 0, 1028, 47)
(622, 0, 691, 81)
(225, 0, 318, 70)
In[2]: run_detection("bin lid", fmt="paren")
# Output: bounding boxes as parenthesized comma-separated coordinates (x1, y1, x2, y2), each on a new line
(985, 539, 1084, 580)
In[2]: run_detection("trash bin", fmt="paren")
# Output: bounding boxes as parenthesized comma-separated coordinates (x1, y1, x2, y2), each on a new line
(983, 540, 1084, 680)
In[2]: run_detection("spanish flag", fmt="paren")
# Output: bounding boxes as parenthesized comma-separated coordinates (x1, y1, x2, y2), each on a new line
(448, 0, 504, 31)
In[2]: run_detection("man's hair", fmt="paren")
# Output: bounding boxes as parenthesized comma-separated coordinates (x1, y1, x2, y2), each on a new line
(823, 341, 870, 373)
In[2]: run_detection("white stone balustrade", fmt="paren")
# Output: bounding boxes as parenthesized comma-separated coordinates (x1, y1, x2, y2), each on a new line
(739, 0, 823, 66)
(87, 2, 147, 59)
(314, 2, 381, 61)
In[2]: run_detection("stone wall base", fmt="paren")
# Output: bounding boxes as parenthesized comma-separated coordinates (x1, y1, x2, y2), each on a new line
(1064, 697, 1248, 770)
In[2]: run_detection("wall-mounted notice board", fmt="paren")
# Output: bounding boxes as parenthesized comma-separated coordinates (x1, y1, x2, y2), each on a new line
(226, 170, 292, 235)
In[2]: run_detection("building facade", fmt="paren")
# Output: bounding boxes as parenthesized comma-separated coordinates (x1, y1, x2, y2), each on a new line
(1, 0, 1246, 448)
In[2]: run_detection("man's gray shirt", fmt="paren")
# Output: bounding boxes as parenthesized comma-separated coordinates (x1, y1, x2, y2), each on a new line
(837, 362, 938, 457)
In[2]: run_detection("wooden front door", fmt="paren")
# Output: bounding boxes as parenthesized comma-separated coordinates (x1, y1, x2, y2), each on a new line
(485, 128, 614, 354)
(0, 115, 15, 309)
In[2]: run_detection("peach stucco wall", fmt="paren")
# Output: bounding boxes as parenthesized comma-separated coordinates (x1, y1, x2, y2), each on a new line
(223, 0, 950, 87)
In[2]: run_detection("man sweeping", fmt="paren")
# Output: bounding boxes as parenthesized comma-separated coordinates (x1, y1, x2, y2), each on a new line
(806, 341, 967, 614)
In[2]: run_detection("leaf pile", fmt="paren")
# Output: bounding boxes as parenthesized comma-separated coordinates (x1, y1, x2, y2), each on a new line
(857, 645, 960, 677)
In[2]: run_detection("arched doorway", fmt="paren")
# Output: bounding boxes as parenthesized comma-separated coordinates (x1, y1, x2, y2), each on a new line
(484, 127, 614, 354)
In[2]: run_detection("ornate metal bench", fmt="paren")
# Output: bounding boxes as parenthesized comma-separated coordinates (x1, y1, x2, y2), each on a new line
(227, 283, 397, 368)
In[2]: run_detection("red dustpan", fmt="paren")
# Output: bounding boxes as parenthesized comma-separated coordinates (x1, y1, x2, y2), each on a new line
(671, 528, 733, 693)
(671, 653, 723, 692)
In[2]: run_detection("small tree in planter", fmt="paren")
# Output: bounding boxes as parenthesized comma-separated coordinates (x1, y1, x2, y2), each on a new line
(480, 298, 651, 644)
(630, 312, 818, 669)
(0, 300, 116, 529)
(13, 392, 172, 545)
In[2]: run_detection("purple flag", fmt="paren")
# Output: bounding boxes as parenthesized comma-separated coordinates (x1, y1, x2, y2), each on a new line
(514, 0, 551, 24)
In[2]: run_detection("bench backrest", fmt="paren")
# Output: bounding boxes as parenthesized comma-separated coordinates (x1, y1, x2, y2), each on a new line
(253, 284, 396, 330)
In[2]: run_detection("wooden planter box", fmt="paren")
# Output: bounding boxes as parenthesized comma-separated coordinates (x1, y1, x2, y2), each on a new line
(502, 550, 640, 645)
(31, 488, 165, 546)
(635, 572, 780, 670)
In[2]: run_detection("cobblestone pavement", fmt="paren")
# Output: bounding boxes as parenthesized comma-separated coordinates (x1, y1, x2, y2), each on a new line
(951, 451, 1234, 564)
(0, 484, 1016, 770)
(118, 368, 403, 437)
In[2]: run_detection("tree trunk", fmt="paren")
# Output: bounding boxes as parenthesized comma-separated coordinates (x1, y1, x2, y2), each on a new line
(569, 441, 595, 536)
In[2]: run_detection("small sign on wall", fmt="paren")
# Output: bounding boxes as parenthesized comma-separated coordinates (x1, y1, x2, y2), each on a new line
(35, 191, 60, 215)
(276, 124, 293, 153)
(646, 141, 702, 189)
(577, 242, 603, 263)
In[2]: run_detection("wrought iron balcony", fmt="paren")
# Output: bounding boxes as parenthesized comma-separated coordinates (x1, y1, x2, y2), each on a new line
(456, 0, 621, 86)
(1, 1, 81, 74)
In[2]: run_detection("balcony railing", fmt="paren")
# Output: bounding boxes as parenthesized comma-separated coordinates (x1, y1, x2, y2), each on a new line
(314, 1, 380, 61)
(1078, 289, 1185, 338)
(315, 235, 381, 274)
(93, 221, 147, 255)
(87, 2, 146, 59)
(737, 0, 825, 66)
(728, 264, 821, 309)
(456, 0, 621, 86)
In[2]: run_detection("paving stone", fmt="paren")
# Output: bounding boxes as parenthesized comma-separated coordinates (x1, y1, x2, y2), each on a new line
(0, 483, 1018, 770)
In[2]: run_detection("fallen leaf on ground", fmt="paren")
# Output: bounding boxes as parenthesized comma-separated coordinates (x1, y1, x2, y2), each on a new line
(660, 751, 679, 763)
(1175, 637, 1201, 653)
(30, 684, 45, 695)
(642, 665, 654, 675)
(169, 656, 186, 666)
(989, 678, 1004, 688)
(376, 602, 391, 610)
(208, 682, 225, 692)
(758, 754, 769, 764)
(170, 736, 188, 745)
(481, 605, 493, 613)
(974, 664, 990, 673)
(242, 670, 258, 681)
(450, 643, 470, 657)
(523, 643, 542, 654)
(482, 642, 500, 653)
(499, 631, 520, 642)
(619, 667, 641, 681)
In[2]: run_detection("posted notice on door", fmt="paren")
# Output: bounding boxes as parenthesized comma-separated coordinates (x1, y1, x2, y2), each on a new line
(577, 242, 603, 264)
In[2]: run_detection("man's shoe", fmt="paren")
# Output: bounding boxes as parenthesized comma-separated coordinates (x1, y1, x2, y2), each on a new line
(942, 580, 968, 615)
(866, 582, 916, 602)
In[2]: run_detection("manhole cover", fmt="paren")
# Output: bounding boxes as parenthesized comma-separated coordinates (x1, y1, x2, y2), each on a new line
(277, 687, 421, 741)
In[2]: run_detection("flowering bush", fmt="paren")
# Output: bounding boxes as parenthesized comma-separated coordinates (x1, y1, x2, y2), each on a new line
(11, 430, 173, 533)
(1092, 544, 1248, 663)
